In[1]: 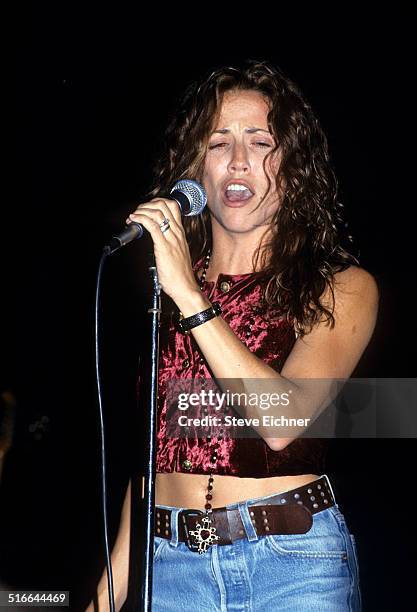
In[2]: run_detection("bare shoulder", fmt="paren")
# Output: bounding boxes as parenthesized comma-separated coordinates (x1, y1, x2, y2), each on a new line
(334, 265, 378, 292)
(311, 265, 379, 345)
(330, 265, 379, 313)
(283, 265, 379, 379)
(319, 265, 379, 349)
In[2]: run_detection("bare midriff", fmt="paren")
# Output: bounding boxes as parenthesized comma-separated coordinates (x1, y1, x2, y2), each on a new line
(155, 472, 321, 510)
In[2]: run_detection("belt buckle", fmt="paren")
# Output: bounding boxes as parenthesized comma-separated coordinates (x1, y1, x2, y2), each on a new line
(180, 509, 220, 554)
(180, 509, 204, 552)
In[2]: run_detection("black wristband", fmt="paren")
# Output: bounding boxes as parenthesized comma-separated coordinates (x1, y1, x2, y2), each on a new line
(177, 302, 222, 334)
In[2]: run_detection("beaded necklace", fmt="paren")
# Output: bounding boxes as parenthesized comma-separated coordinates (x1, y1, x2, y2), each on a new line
(198, 248, 211, 287)
(187, 248, 223, 553)
(188, 251, 261, 552)
(199, 250, 219, 515)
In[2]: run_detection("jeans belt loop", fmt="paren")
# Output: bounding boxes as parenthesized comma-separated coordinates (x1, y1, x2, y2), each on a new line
(237, 500, 259, 542)
(170, 507, 181, 547)
(322, 473, 337, 505)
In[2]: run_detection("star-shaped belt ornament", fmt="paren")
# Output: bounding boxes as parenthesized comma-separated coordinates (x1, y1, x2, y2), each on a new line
(189, 514, 220, 554)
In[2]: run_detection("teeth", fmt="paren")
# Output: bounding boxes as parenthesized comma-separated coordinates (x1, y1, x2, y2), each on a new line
(226, 184, 250, 191)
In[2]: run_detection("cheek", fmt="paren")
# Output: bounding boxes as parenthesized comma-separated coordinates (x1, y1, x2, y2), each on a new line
(265, 152, 281, 177)
(202, 168, 213, 191)
(202, 158, 213, 181)
(202, 175, 216, 207)
(261, 159, 283, 200)
(204, 151, 229, 175)
(202, 160, 222, 191)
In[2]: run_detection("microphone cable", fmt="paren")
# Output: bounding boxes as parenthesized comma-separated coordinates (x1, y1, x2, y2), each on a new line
(92, 179, 206, 611)
(94, 245, 116, 612)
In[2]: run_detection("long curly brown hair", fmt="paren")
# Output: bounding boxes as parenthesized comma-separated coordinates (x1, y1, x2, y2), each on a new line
(148, 60, 359, 336)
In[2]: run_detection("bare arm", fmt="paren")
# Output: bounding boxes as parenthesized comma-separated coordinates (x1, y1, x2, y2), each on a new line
(86, 480, 131, 612)
(175, 266, 379, 449)
(127, 199, 379, 450)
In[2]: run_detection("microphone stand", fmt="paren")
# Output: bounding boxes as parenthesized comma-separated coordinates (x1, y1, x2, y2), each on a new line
(139, 252, 161, 611)
(106, 181, 206, 609)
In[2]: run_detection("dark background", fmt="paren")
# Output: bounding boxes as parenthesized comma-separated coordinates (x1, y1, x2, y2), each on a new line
(2, 5, 416, 611)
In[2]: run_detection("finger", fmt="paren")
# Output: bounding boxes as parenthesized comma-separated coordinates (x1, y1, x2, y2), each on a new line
(131, 202, 172, 221)
(127, 213, 172, 246)
(128, 212, 181, 247)
(126, 208, 171, 232)
(132, 198, 182, 225)
(127, 207, 182, 238)
(149, 198, 182, 225)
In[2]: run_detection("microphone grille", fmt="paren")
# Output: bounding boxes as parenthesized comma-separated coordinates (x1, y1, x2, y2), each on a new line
(170, 179, 207, 216)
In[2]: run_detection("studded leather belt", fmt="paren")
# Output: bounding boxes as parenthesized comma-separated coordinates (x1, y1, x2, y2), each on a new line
(155, 475, 335, 553)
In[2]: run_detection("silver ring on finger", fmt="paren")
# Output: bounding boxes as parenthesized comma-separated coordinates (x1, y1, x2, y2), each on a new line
(159, 218, 171, 234)
(159, 217, 170, 229)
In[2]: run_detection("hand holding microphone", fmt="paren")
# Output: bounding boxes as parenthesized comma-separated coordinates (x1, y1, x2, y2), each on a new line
(107, 179, 206, 253)
(106, 179, 208, 305)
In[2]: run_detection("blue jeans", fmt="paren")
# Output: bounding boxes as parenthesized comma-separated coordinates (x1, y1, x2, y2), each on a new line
(152, 475, 361, 611)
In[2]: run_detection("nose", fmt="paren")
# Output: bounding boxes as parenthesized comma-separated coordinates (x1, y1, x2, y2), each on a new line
(228, 142, 250, 173)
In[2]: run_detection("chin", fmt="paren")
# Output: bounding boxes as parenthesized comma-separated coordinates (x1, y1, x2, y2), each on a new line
(209, 208, 272, 235)
(213, 216, 261, 234)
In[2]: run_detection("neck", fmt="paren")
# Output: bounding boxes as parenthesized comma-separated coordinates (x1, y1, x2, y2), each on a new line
(206, 225, 271, 280)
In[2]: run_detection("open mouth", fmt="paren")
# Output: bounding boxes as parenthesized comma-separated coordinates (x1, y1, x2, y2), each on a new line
(223, 182, 255, 205)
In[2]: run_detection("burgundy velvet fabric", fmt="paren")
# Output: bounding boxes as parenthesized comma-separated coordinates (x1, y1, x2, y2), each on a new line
(155, 261, 327, 478)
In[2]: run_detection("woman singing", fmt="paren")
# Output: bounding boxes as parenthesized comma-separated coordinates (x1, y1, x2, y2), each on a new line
(88, 60, 378, 611)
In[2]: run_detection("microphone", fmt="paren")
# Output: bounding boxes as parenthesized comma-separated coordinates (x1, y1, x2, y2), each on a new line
(106, 179, 207, 254)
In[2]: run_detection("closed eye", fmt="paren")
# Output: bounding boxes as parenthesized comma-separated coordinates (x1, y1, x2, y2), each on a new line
(208, 143, 227, 149)
(208, 142, 272, 150)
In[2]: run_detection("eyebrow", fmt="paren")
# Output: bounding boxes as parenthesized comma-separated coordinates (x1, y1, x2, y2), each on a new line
(212, 128, 272, 135)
